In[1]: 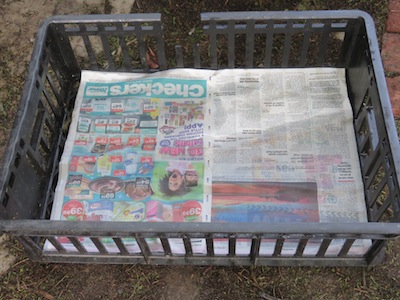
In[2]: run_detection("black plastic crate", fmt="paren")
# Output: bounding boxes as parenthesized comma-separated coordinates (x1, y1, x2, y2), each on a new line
(1, 10, 400, 266)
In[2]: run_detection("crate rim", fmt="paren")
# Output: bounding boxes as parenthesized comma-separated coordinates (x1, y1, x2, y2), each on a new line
(201, 9, 375, 21)
(1, 220, 400, 237)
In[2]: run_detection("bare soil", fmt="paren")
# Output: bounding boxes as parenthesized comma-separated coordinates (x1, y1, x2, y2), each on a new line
(2, 0, 400, 299)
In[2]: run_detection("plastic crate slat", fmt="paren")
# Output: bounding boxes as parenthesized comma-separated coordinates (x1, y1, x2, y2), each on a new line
(364, 239, 386, 265)
(375, 195, 393, 221)
(359, 137, 372, 165)
(30, 101, 45, 150)
(250, 236, 261, 263)
(391, 195, 400, 221)
(90, 237, 109, 254)
(31, 109, 52, 152)
(135, 236, 151, 263)
(263, 20, 274, 67)
(112, 237, 129, 255)
(160, 237, 172, 255)
(206, 236, 214, 256)
(41, 85, 61, 122)
(365, 155, 384, 190)
(39, 136, 51, 158)
(49, 24, 81, 76)
(134, 22, 149, 72)
(47, 58, 64, 96)
(363, 148, 382, 184)
(79, 25, 100, 71)
(353, 69, 372, 117)
(282, 20, 293, 67)
(175, 45, 184, 68)
(338, 239, 355, 257)
(316, 238, 332, 257)
(273, 238, 284, 256)
(298, 20, 313, 67)
(344, 19, 362, 68)
(43, 117, 57, 143)
(244, 20, 255, 67)
(316, 21, 332, 65)
(97, 24, 116, 71)
(368, 175, 388, 208)
(68, 237, 87, 254)
(116, 24, 133, 70)
(228, 20, 235, 68)
(38, 46, 51, 78)
(340, 19, 360, 66)
(45, 75, 62, 114)
(193, 43, 201, 68)
(294, 238, 308, 257)
(387, 167, 400, 208)
(355, 106, 368, 133)
(228, 236, 236, 256)
(183, 236, 193, 256)
(208, 20, 218, 69)
(16, 236, 42, 257)
(153, 21, 167, 70)
(46, 237, 67, 253)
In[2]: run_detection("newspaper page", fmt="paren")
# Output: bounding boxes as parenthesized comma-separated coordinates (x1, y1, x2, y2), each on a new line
(206, 68, 369, 255)
(48, 69, 214, 253)
(47, 68, 370, 256)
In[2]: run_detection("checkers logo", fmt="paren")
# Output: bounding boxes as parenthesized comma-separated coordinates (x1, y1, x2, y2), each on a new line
(86, 86, 109, 96)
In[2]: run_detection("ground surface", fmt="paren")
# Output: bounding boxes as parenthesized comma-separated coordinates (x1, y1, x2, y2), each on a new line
(1, 0, 400, 299)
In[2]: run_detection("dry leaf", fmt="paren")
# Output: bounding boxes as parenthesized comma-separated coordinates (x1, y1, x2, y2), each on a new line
(146, 47, 159, 69)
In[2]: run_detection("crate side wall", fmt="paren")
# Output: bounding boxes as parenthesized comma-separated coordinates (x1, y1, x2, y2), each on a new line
(0, 25, 75, 220)
(347, 20, 400, 223)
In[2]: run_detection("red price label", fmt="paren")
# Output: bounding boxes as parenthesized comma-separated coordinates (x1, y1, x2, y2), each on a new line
(62, 200, 84, 221)
(83, 156, 96, 163)
(110, 137, 122, 145)
(70, 156, 80, 164)
(181, 201, 202, 222)
(110, 155, 123, 163)
(113, 170, 126, 176)
(142, 144, 155, 151)
(127, 137, 140, 146)
(144, 137, 156, 144)
(140, 156, 153, 163)
(74, 140, 87, 146)
(96, 137, 109, 144)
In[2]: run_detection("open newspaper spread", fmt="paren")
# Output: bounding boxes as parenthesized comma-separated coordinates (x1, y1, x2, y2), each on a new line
(47, 68, 370, 255)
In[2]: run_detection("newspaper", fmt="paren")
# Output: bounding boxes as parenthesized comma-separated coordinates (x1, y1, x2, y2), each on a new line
(206, 69, 369, 255)
(47, 68, 370, 256)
